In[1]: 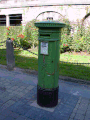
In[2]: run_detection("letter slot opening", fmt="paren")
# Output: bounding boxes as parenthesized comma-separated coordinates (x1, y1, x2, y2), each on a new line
(40, 34, 50, 37)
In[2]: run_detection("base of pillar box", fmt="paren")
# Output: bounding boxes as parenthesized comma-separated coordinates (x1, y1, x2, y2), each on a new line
(37, 85, 59, 108)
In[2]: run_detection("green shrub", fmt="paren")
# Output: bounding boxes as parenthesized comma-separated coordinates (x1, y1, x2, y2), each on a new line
(0, 26, 7, 42)
(0, 18, 90, 53)
(60, 20, 90, 53)
(20, 39, 32, 49)
(10, 26, 22, 48)
(24, 19, 39, 48)
(8, 26, 32, 49)
(82, 27, 90, 53)
(69, 23, 90, 53)
(60, 18, 72, 53)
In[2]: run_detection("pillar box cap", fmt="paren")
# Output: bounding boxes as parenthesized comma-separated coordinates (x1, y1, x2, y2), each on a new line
(35, 21, 66, 28)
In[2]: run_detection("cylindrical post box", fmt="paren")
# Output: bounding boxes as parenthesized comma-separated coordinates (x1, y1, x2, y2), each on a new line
(35, 20, 65, 108)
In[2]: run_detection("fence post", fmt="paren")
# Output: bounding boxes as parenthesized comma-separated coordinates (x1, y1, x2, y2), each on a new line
(6, 38, 15, 71)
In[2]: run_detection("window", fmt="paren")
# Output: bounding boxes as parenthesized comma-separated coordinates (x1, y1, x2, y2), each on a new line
(9, 14, 22, 26)
(0, 15, 6, 26)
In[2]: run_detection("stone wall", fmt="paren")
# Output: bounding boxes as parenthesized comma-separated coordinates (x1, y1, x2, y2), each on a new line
(0, 1, 89, 27)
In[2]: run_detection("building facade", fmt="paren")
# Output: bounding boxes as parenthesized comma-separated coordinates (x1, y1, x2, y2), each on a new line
(0, 0, 89, 27)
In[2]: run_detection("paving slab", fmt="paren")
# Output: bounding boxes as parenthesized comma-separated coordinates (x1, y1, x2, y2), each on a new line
(0, 66, 90, 120)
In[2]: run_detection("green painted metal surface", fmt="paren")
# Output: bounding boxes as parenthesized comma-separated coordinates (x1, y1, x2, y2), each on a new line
(35, 21, 65, 89)
(35, 21, 65, 28)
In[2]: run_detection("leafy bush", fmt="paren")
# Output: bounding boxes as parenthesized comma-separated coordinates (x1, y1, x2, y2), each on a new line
(60, 18, 72, 53)
(60, 18, 90, 53)
(82, 27, 90, 53)
(0, 17, 90, 53)
(69, 23, 90, 53)
(0, 26, 7, 42)
(5, 26, 32, 49)
(24, 19, 39, 48)
(9, 26, 22, 48)
(1, 26, 23, 47)
(60, 33, 72, 53)
(0, 21, 38, 49)
(20, 39, 32, 49)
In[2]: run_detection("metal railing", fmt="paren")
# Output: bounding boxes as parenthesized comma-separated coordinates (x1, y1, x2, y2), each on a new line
(0, 40, 38, 56)
(0, 40, 6, 46)
(13, 40, 38, 56)
(60, 61, 90, 65)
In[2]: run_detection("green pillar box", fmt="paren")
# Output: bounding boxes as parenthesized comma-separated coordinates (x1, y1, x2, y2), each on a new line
(35, 17, 65, 108)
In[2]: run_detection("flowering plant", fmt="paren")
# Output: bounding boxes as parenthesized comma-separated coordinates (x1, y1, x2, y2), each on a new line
(6, 26, 15, 41)
(24, 20, 38, 48)
(17, 33, 30, 49)
(70, 24, 90, 53)
(4, 25, 25, 48)
(6, 26, 11, 39)
(4, 20, 38, 49)
(60, 31, 72, 53)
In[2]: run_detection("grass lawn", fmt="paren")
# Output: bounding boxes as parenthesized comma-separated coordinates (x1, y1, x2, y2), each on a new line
(0, 45, 90, 81)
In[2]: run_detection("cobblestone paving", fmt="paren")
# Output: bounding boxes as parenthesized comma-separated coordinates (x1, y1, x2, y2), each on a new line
(0, 68, 90, 120)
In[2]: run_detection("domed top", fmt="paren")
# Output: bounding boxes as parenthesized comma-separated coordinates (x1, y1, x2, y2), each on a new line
(35, 20, 66, 28)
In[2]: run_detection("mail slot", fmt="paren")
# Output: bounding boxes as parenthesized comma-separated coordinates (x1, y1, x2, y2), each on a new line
(40, 34, 50, 37)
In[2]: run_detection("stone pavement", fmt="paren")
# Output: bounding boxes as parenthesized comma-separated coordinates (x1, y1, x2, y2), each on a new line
(0, 65, 90, 120)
